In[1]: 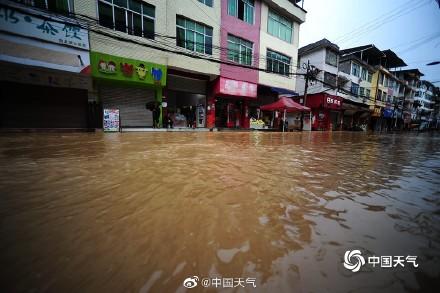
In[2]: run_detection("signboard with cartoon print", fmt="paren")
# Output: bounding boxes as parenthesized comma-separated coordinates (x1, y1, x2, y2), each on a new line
(103, 109, 120, 132)
(90, 52, 167, 86)
(0, 6, 89, 50)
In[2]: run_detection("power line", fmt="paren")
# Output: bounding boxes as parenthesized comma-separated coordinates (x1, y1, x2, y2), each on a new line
(2, 3, 304, 78)
(336, 0, 430, 46)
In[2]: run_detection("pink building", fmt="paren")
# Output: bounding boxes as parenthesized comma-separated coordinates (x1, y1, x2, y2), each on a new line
(207, 0, 262, 129)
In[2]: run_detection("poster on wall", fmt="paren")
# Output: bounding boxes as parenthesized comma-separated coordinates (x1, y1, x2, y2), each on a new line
(103, 109, 120, 132)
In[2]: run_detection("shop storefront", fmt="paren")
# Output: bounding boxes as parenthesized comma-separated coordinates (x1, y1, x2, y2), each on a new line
(341, 101, 370, 130)
(90, 52, 166, 129)
(295, 93, 343, 131)
(0, 4, 92, 129)
(164, 71, 208, 128)
(211, 77, 257, 129)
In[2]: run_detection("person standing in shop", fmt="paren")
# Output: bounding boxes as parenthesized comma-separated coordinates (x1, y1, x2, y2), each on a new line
(152, 102, 160, 128)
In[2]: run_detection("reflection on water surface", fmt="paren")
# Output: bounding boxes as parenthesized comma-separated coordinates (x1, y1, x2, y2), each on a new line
(0, 132, 439, 292)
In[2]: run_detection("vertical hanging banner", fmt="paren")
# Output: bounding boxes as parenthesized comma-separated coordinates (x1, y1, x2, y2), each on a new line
(103, 109, 120, 132)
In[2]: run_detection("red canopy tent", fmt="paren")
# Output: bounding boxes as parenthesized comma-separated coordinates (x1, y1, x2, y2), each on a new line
(260, 96, 310, 112)
(260, 97, 310, 131)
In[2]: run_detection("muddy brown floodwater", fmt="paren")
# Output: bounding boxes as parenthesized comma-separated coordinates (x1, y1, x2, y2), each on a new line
(0, 132, 439, 293)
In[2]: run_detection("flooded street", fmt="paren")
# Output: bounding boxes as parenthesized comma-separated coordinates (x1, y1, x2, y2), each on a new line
(0, 132, 439, 293)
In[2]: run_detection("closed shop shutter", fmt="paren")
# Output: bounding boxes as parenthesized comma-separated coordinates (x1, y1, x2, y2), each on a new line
(0, 81, 88, 128)
(100, 85, 155, 127)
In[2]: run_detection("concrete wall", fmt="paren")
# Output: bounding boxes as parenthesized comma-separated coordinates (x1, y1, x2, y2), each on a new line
(258, 1, 300, 90)
(75, 0, 220, 78)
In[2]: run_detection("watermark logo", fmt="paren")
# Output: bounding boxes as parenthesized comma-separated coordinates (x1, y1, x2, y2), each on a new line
(182, 276, 198, 289)
(182, 276, 256, 289)
(343, 250, 419, 272)
(343, 250, 365, 272)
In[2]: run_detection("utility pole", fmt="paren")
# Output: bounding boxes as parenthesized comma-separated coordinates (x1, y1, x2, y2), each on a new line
(300, 60, 310, 131)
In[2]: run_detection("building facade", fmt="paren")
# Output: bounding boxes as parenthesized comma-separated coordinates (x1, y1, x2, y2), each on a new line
(0, 1, 92, 129)
(295, 39, 343, 131)
(0, 0, 307, 130)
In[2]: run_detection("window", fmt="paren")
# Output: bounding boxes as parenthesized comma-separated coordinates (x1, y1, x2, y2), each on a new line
(377, 90, 383, 101)
(361, 67, 367, 80)
(266, 50, 291, 76)
(382, 91, 387, 101)
(379, 73, 384, 85)
(351, 83, 359, 95)
(227, 34, 253, 65)
(351, 63, 360, 77)
(366, 89, 371, 98)
(13, 0, 73, 14)
(325, 50, 337, 67)
(324, 72, 337, 87)
(198, 0, 213, 7)
(359, 87, 365, 97)
(268, 9, 293, 43)
(98, 0, 155, 39)
(367, 71, 372, 82)
(228, 0, 254, 24)
(176, 16, 213, 55)
(387, 95, 392, 103)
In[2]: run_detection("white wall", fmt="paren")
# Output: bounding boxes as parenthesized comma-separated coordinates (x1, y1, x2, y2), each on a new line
(75, 0, 220, 77)
(259, 1, 303, 91)
(295, 49, 326, 95)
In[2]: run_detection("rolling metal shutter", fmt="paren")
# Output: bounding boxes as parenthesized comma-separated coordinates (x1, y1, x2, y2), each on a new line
(0, 81, 88, 128)
(100, 85, 155, 127)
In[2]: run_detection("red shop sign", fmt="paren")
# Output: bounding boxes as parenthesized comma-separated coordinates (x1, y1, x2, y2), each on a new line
(324, 95, 342, 109)
(216, 77, 257, 98)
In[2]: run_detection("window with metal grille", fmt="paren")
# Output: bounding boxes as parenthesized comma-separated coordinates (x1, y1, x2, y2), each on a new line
(266, 50, 291, 76)
(227, 34, 253, 65)
(98, 0, 155, 39)
(12, 0, 74, 14)
(268, 9, 293, 43)
(227, 0, 254, 24)
(176, 16, 213, 55)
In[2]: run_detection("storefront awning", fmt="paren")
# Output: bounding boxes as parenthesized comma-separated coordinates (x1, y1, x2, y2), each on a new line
(270, 86, 298, 96)
(260, 97, 310, 112)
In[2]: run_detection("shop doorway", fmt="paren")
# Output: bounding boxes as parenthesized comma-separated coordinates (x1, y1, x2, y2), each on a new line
(165, 90, 206, 128)
(215, 99, 242, 128)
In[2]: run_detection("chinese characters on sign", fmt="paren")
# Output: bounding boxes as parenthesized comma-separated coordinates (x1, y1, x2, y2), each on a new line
(218, 77, 258, 98)
(326, 96, 341, 106)
(182, 276, 256, 289)
(0, 7, 89, 49)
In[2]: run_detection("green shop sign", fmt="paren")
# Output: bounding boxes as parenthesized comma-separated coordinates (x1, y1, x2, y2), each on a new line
(90, 52, 167, 86)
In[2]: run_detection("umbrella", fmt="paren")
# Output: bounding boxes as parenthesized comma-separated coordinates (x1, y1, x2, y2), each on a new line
(145, 101, 156, 111)
(260, 97, 310, 132)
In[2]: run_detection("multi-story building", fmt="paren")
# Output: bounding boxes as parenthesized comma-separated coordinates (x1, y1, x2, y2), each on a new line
(295, 39, 344, 131)
(434, 86, 440, 129)
(296, 40, 410, 132)
(0, 0, 92, 129)
(0, 0, 307, 130)
(417, 80, 436, 129)
(340, 47, 406, 131)
(393, 69, 424, 129)
(338, 45, 382, 130)
(211, 0, 306, 129)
